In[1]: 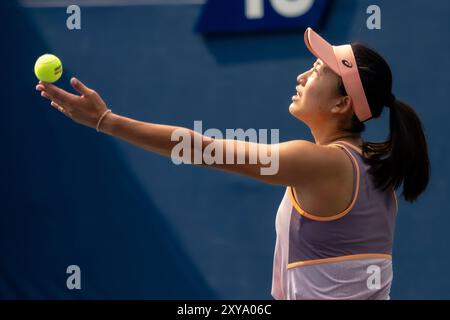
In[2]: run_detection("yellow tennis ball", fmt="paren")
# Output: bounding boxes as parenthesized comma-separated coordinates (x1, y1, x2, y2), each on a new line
(34, 54, 63, 83)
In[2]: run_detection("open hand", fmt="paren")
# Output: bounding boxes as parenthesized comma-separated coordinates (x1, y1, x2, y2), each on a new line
(36, 78, 109, 129)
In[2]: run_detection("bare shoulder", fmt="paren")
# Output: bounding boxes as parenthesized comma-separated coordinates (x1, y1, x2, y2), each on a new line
(286, 141, 357, 218)
(278, 140, 352, 188)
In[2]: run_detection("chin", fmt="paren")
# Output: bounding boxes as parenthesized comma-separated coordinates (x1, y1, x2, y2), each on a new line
(289, 103, 307, 123)
(289, 102, 301, 116)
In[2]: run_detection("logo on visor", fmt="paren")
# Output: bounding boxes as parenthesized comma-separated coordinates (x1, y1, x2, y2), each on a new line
(342, 59, 353, 68)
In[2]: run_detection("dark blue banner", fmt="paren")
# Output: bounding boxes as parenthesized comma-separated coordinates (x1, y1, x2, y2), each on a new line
(196, 0, 330, 34)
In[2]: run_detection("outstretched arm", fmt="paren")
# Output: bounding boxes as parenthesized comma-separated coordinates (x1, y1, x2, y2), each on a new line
(36, 78, 342, 187)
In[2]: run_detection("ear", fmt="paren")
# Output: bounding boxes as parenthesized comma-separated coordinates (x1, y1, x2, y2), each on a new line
(332, 96, 353, 115)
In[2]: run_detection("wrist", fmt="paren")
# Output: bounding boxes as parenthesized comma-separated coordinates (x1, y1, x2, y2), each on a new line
(97, 111, 119, 135)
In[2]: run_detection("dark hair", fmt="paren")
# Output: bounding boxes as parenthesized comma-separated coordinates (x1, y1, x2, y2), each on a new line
(338, 43, 430, 203)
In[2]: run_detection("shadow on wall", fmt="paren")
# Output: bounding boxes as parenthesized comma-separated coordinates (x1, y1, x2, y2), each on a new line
(0, 1, 216, 299)
(199, 0, 357, 65)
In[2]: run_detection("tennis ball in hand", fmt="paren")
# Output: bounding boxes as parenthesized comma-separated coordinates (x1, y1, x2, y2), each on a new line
(34, 54, 63, 83)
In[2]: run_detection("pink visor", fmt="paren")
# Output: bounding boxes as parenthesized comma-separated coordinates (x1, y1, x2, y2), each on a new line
(304, 27, 372, 122)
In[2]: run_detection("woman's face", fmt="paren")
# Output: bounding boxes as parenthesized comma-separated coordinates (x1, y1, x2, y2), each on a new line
(289, 59, 343, 123)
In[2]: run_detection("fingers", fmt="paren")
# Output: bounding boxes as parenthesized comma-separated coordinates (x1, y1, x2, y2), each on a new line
(37, 81, 77, 104)
(38, 86, 72, 118)
(35, 78, 93, 122)
(70, 77, 92, 96)
(50, 100, 72, 118)
(50, 100, 63, 112)
(36, 85, 66, 108)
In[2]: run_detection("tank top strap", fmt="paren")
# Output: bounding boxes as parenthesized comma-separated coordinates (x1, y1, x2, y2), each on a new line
(328, 140, 363, 156)
(327, 140, 398, 213)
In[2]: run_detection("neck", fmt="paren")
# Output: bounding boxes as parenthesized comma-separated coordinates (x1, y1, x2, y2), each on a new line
(310, 126, 362, 148)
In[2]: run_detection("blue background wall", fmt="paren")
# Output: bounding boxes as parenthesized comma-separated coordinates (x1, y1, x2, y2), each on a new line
(1, 0, 449, 299)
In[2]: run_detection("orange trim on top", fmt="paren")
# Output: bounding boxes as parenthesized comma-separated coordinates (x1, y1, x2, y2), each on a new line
(330, 140, 363, 155)
(287, 253, 392, 268)
(288, 144, 360, 222)
(331, 141, 399, 214)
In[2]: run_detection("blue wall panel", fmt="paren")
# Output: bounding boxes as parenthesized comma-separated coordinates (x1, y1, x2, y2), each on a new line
(1, 0, 449, 299)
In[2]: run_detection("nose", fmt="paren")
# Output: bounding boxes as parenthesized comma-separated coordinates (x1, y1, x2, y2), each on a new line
(296, 70, 310, 86)
(296, 75, 305, 87)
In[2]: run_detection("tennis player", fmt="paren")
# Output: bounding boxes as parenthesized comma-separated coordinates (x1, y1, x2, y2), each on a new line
(35, 28, 430, 300)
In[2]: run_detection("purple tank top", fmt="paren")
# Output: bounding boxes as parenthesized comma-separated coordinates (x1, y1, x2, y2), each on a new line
(271, 141, 398, 299)
(288, 141, 397, 266)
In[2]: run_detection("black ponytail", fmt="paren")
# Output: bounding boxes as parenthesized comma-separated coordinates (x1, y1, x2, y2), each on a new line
(340, 43, 430, 203)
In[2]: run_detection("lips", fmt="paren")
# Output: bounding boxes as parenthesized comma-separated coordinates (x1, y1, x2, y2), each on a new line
(292, 85, 302, 101)
(292, 89, 301, 100)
